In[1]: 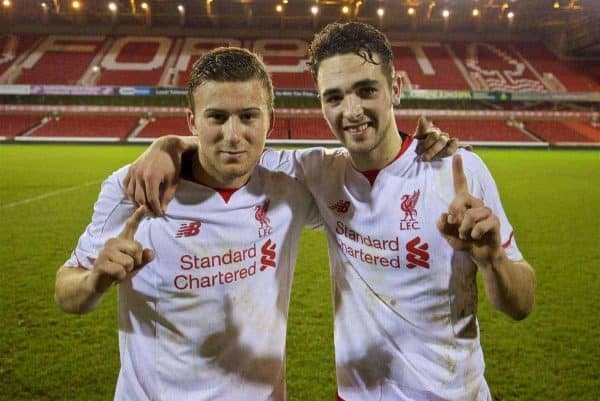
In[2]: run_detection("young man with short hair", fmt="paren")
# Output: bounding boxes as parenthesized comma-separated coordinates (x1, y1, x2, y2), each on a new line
(55, 48, 322, 401)
(126, 22, 535, 401)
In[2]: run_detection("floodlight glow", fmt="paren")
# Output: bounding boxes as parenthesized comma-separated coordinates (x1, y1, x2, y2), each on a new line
(2, 0, 11, 8)
(140, 2, 148, 11)
(71, 0, 81, 10)
(407, 7, 415, 16)
(341, 5, 349, 14)
(108, 2, 117, 12)
(92, 65, 100, 72)
(377, 7, 384, 17)
(276, 4, 283, 12)
(472, 8, 480, 17)
(310, 5, 318, 15)
(177, 4, 184, 13)
(553, 1, 560, 9)
(282, 0, 288, 3)
(41, 2, 48, 9)
(507, 11, 514, 19)
(442, 9, 449, 18)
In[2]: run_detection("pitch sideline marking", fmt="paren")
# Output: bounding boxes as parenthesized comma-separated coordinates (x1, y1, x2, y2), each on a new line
(0, 180, 102, 210)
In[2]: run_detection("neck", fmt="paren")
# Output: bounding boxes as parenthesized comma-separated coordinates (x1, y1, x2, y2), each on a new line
(349, 123, 403, 171)
(192, 155, 250, 189)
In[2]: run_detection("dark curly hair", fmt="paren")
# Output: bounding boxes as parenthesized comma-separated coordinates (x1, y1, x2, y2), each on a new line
(308, 22, 394, 86)
(187, 47, 274, 113)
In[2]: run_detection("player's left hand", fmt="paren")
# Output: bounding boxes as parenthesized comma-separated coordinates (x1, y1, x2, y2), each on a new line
(414, 116, 460, 161)
(436, 155, 502, 267)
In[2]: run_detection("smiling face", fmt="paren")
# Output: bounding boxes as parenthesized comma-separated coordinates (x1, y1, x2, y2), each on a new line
(317, 53, 402, 170)
(187, 79, 270, 189)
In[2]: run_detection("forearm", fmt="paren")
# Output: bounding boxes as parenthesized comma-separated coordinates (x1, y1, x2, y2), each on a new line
(54, 266, 104, 314)
(476, 250, 536, 320)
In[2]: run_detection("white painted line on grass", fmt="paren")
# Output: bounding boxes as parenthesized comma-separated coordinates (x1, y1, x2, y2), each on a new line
(0, 180, 102, 210)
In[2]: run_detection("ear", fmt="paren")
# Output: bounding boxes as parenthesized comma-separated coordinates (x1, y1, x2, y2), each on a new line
(186, 109, 198, 136)
(391, 71, 402, 107)
(266, 110, 275, 138)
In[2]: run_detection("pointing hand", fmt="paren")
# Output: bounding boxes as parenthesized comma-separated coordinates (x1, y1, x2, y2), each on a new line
(89, 206, 154, 293)
(436, 155, 502, 266)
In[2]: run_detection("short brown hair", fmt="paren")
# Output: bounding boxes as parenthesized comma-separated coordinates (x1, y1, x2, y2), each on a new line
(187, 47, 274, 113)
(308, 22, 394, 85)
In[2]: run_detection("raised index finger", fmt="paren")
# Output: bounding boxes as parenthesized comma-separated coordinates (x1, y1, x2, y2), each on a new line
(452, 154, 469, 195)
(413, 115, 433, 139)
(118, 205, 148, 240)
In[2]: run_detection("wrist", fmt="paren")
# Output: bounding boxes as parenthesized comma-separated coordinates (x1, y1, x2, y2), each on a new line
(86, 269, 110, 295)
(157, 135, 183, 152)
(472, 246, 505, 270)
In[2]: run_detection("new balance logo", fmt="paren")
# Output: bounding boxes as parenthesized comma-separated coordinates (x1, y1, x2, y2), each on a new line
(329, 200, 350, 214)
(175, 221, 201, 238)
(406, 236, 429, 269)
(260, 239, 277, 271)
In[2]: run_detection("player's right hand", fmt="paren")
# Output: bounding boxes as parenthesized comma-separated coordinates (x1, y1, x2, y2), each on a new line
(124, 135, 185, 215)
(89, 206, 154, 293)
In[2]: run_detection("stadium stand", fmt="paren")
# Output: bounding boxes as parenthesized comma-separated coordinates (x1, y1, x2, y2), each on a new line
(288, 118, 333, 140)
(395, 118, 537, 143)
(515, 43, 600, 92)
(1, 34, 598, 91)
(25, 115, 139, 141)
(0, 34, 41, 82)
(97, 38, 171, 86)
(270, 118, 291, 140)
(134, 115, 190, 139)
(14, 37, 106, 85)
(4, 111, 597, 146)
(451, 42, 549, 92)
(0, 114, 43, 139)
(525, 121, 600, 144)
(392, 43, 469, 90)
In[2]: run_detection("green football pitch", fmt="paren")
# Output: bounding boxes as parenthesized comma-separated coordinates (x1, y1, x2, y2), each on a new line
(0, 144, 598, 401)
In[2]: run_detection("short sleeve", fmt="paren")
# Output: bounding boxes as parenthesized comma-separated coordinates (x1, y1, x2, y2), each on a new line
(64, 166, 136, 270)
(464, 152, 523, 262)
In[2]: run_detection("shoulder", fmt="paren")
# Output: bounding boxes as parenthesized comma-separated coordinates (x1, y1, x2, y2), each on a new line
(261, 146, 347, 166)
(457, 149, 488, 174)
(93, 164, 136, 227)
(101, 164, 130, 194)
(431, 149, 489, 180)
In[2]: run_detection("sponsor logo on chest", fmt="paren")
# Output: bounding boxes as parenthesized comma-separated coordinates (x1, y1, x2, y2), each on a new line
(175, 221, 202, 238)
(170, 202, 279, 291)
(335, 220, 430, 270)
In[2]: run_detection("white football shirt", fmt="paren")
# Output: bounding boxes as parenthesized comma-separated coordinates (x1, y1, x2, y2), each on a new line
(65, 164, 320, 401)
(261, 138, 522, 401)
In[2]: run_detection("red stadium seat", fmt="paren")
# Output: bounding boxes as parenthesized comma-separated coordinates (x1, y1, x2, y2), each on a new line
(0, 115, 43, 138)
(397, 118, 536, 142)
(393, 44, 469, 90)
(289, 118, 333, 140)
(135, 116, 191, 139)
(525, 121, 600, 143)
(28, 115, 139, 139)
